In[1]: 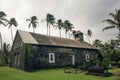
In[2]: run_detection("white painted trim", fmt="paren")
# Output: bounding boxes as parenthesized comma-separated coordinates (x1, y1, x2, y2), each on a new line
(72, 55, 75, 65)
(49, 53, 55, 63)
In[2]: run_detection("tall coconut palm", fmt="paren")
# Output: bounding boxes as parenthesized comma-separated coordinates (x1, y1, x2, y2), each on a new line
(55, 19, 64, 37)
(102, 9, 120, 37)
(87, 29, 92, 44)
(0, 33, 2, 50)
(109, 39, 119, 63)
(0, 11, 8, 50)
(26, 16, 38, 33)
(63, 20, 69, 38)
(46, 13, 55, 36)
(68, 23, 74, 39)
(72, 30, 77, 38)
(0, 11, 8, 26)
(7, 18, 18, 43)
(63, 20, 74, 38)
(93, 39, 102, 49)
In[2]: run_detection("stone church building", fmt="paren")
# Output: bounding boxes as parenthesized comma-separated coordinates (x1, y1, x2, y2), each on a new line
(10, 30, 98, 71)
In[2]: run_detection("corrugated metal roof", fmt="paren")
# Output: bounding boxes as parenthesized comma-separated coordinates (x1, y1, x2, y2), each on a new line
(18, 30, 38, 44)
(18, 30, 97, 49)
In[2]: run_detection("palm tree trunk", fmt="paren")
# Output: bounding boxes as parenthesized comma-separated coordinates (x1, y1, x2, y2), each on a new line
(47, 22, 49, 35)
(33, 27, 35, 33)
(59, 29, 61, 38)
(65, 32, 67, 39)
(88, 36, 90, 44)
(49, 24, 50, 36)
(68, 31, 70, 39)
(0, 33, 2, 50)
(11, 27, 14, 43)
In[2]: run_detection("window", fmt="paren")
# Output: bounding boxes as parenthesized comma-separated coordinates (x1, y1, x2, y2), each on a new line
(49, 53, 55, 63)
(86, 54, 90, 62)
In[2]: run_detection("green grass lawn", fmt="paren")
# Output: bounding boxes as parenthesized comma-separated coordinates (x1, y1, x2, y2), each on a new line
(0, 66, 120, 80)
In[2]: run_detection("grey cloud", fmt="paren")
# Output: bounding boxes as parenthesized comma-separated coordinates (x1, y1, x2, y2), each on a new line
(0, 0, 120, 44)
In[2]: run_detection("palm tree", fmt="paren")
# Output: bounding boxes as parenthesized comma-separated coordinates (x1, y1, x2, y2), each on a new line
(0, 11, 8, 50)
(102, 9, 120, 37)
(0, 33, 2, 50)
(63, 20, 74, 38)
(86, 29, 92, 44)
(55, 19, 64, 37)
(46, 13, 55, 36)
(7, 18, 18, 43)
(68, 24, 74, 39)
(109, 39, 119, 63)
(26, 16, 38, 33)
(63, 20, 69, 38)
(42, 13, 55, 36)
(0, 11, 8, 26)
(72, 30, 77, 38)
(93, 39, 102, 49)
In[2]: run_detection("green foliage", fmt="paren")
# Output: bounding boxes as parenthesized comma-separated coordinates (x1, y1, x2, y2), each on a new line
(102, 9, 120, 37)
(102, 58, 111, 69)
(26, 44, 33, 58)
(93, 39, 120, 64)
(0, 66, 119, 80)
(92, 59, 99, 66)
(0, 43, 10, 66)
(26, 44, 34, 71)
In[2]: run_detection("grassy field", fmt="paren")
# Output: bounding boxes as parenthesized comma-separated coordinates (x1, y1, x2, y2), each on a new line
(0, 66, 120, 80)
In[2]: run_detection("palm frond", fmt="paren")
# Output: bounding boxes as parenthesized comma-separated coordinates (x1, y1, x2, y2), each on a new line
(0, 21, 6, 26)
(10, 18, 18, 27)
(87, 29, 92, 37)
(109, 13, 118, 21)
(102, 26, 115, 31)
(8, 24, 12, 28)
(26, 19, 31, 22)
(28, 23, 32, 28)
(1, 18, 9, 23)
(41, 19, 46, 22)
(102, 19, 117, 26)
(0, 11, 7, 18)
(34, 21, 39, 24)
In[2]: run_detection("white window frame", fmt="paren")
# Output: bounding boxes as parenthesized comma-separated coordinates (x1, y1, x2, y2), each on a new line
(86, 54, 90, 62)
(72, 55, 75, 66)
(49, 53, 55, 63)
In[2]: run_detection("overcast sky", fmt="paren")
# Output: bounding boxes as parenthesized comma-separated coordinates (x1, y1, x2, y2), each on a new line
(0, 0, 120, 45)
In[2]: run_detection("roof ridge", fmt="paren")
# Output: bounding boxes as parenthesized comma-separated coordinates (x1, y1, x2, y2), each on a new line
(17, 29, 75, 41)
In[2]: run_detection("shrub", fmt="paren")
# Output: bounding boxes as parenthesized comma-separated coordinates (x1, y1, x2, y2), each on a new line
(87, 66, 112, 77)
(101, 58, 111, 69)
(88, 66, 108, 74)
(92, 59, 99, 66)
